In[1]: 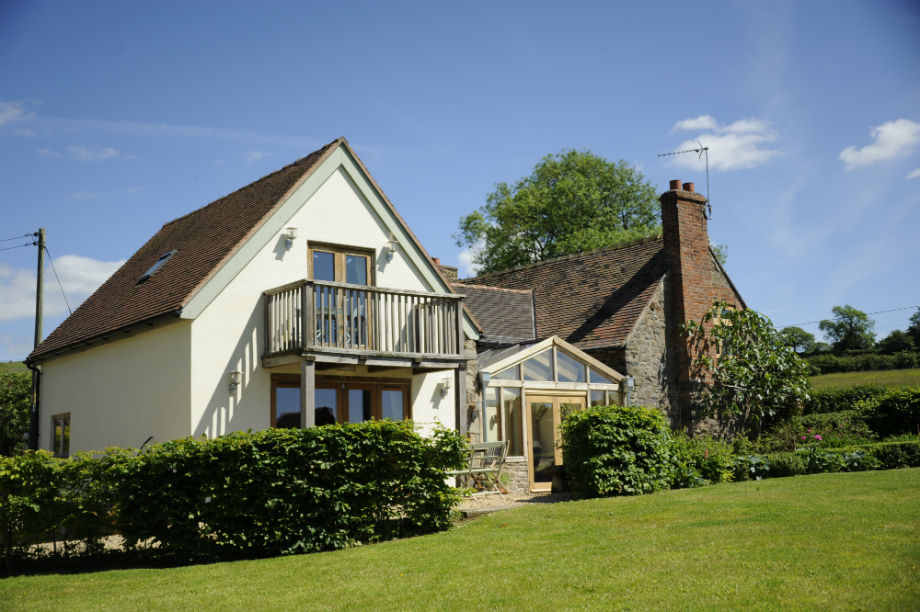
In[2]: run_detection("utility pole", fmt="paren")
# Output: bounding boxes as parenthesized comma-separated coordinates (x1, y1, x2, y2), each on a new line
(28, 228, 45, 450)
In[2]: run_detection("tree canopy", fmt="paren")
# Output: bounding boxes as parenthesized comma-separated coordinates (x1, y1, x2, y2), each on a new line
(779, 325, 816, 354)
(819, 305, 876, 352)
(683, 302, 811, 435)
(456, 149, 660, 275)
(908, 307, 920, 348)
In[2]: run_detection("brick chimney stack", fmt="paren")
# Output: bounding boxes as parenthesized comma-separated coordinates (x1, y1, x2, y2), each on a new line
(661, 179, 712, 423)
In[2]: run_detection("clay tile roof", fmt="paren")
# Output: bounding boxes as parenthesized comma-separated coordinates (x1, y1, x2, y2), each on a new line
(29, 139, 341, 362)
(451, 283, 535, 343)
(461, 237, 668, 350)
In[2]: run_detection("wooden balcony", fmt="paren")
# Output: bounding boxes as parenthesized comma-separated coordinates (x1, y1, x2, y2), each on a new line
(263, 280, 465, 367)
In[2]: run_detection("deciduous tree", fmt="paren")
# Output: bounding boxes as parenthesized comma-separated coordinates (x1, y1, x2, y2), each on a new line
(779, 326, 816, 354)
(819, 305, 876, 352)
(456, 149, 660, 275)
(683, 301, 811, 436)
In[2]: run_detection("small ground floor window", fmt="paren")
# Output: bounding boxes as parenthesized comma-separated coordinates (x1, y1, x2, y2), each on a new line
(271, 375, 410, 428)
(51, 413, 70, 458)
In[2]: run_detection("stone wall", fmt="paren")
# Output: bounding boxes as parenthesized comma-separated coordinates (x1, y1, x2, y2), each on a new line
(501, 458, 530, 494)
(462, 337, 481, 442)
(623, 278, 680, 424)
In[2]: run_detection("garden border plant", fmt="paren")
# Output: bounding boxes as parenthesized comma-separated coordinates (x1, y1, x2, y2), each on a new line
(0, 420, 465, 570)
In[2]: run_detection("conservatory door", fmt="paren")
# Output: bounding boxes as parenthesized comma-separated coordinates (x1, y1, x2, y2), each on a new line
(526, 394, 586, 492)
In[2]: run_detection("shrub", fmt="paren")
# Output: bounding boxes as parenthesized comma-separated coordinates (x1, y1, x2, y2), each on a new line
(859, 387, 920, 438)
(0, 371, 31, 456)
(0, 422, 465, 567)
(669, 433, 735, 489)
(760, 410, 875, 452)
(803, 384, 888, 415)
(560, 405, 672, 498)
(806, 352, 918, 375)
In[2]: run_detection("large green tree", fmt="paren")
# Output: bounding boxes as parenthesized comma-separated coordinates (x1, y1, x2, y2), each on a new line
(456, 149, 660, 275)
(683, 302, 811, 436)
(779, 325, 816, 354)
(819, 305, 876, 352)
(908, 307, 920, 348)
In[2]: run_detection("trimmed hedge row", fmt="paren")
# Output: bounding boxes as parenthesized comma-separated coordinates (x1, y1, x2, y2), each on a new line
(559, 404, 920, 500)
(1, 421, 465, 566)
(733, 438, 920, 481)
(806, 351, 918, 375)
(803, 384, 890, 415)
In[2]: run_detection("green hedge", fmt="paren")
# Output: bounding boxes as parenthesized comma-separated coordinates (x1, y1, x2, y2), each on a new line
(732, 439, 920, 481)
(669, 433, 735, 488)
(806, 352, 918, 375)
(1, 422, 465, 566)
(803, 384, 889, 415)
(860, 387, 920, 438)
(560, 405, 672, 497)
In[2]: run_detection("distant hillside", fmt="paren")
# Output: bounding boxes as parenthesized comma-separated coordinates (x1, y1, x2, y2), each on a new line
(0, 361, 28, 373)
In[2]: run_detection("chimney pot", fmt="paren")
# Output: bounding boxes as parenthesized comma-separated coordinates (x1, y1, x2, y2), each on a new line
(669, 179, 682, 191)
(433, 257, 441, 265)
(684, 182, 695, 193)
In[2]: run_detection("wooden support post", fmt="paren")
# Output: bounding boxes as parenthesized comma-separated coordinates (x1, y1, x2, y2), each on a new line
(301, 359, 316, 428)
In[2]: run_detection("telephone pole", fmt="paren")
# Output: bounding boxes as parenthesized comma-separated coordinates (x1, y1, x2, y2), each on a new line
(28, 228, 45, 450)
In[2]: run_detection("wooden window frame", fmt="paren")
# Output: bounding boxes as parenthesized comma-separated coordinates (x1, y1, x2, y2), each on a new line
(270, 374, 410, 426)
(51, 412, 70, 458)
(308, 242, 375, 286)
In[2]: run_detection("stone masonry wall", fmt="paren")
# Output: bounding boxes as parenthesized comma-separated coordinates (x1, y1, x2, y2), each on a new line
(624, 278, 680, 425)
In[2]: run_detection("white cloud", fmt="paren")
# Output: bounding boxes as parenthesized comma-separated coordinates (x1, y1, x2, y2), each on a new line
(244, 150, 270, 164)
(67, 145, 121, 161)
(0, 255, 124, 322)
(671, 115, 718, 132)
(0, 100, 34, 127)
(35, 145, 129, 162)
(667, 116, 780, 171)
(907, 168, 920, 180)
(457, 240, 484, 278)
(839, 118, 920, 170)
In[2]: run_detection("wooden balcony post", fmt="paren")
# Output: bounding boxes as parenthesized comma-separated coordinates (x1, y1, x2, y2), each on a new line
(301, 359, 315, 428)
(456, 297, 464, 357)
(304, 282, 314, 351)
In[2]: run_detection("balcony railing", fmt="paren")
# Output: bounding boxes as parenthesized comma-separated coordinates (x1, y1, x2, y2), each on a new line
(264, 280, 464, 360)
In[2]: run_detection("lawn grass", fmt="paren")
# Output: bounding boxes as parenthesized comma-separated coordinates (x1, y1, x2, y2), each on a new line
(3, 468, 919, 611)
(809, 367, 920, 390)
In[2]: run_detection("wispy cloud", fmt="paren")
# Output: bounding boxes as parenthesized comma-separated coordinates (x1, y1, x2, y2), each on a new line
(72, 192, 97, 200)
(0, 255, 124, 322)
(839, 118, 920, 170)
(0, 100, 35, 127)
(244, 150, 270, 164)
(667, 116, 780, 170)
(35, 145, 131, 162)
(907, 168, 920, 180)
(457, 240, 484, 278)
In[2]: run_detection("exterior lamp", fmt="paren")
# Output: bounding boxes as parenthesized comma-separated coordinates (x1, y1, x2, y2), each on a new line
(385, 234, 398, 261)
(284, 227, 298, 249)
(229, 371, 242, 394)
(438, 376, 452, 398)
(621, 376, 635, 406)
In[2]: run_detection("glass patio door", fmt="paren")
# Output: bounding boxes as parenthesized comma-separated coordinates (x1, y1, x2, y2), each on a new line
(526, 394, 586, 491)
(311, 247, 371, 348)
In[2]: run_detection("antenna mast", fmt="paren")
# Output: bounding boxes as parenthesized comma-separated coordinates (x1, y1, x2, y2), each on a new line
(658, 141, 711, 218)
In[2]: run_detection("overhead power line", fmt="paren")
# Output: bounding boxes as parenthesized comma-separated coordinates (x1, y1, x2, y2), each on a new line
(0, 241, 35, 253)
(780, 305, 920, 328)
(43, 245, 72, 315)
(1, 233, 34, 243)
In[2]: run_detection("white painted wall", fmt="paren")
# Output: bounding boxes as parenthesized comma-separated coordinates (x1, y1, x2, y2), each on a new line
(39, 321, 191, 453)
(189, 164, 457, 438)
(411, 370, 457, 437)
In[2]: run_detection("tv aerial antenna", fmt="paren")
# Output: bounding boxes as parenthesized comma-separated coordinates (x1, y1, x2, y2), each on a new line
(658, 140, 712, 219)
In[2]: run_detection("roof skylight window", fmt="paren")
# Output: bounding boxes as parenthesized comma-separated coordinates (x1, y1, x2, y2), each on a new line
(137, 249, 177, 285)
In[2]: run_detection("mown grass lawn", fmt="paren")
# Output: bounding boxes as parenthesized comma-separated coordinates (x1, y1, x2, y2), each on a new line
(3, 468, 919, 612)
(809, 367, 920, 390)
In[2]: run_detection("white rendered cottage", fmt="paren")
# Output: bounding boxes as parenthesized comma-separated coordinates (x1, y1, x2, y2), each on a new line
(28, 138, 481, 455)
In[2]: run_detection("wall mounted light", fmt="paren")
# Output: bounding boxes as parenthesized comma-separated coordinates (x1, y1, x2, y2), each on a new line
(385, 234, 398, 261)
(438, 376, 452, 398)
(284, 227, 298, 249)
(621, 376, 635, 406)
(229, 371, 242, 395)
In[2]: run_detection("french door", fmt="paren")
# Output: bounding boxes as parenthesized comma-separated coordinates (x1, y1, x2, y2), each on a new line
(310, 245, 373, 348)
(526, 394, 586, 491)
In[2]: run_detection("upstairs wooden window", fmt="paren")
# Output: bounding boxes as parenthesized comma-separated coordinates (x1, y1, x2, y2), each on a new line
(309, 243, 374, 286)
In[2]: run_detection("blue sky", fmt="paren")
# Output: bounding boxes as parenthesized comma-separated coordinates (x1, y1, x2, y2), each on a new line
(1, 0, 918, 362)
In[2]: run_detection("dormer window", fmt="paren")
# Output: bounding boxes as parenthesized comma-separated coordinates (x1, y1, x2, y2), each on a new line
(137, 249, 177, 285)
